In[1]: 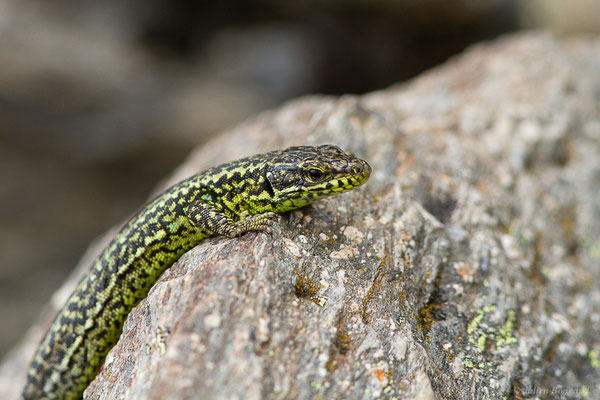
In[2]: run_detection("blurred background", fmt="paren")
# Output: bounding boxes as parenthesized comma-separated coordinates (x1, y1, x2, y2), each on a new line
(1, 0, 598, 358)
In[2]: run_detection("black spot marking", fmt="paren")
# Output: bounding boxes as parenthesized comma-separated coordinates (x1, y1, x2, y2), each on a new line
(264, 175, 275, 198)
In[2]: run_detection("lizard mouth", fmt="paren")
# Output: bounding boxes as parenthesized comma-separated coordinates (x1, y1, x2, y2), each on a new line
(350, 160, 372, 185)
(308, 159, 371, 194)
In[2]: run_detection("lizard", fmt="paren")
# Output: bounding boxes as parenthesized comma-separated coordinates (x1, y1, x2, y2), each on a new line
(22, 144, 371, 399)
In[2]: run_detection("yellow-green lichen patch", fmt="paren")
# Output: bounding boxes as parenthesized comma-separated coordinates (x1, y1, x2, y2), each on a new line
(590, 238, 600, 261)
(467, 305, 495, 337)
(467, 305, 490, 348)
(382, 369, 396, 396)
(589, 348, 599, 369)
(496, 309, 517, 348)
(156, 327, 169, 355)
(581, 385, 591, 398)
(467, 303, 518, 360)
(477, 334, 487, 352)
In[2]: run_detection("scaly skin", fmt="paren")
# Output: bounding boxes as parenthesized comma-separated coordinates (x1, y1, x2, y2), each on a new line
(22, 145, 371, 400)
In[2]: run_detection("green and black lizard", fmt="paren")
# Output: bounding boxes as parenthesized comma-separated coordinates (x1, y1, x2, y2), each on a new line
(22, 144, 371, 399)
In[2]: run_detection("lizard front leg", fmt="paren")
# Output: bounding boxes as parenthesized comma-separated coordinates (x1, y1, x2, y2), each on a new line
(185, 201, 278, 238)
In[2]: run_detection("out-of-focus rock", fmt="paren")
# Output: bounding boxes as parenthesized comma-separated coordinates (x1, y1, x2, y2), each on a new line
(517, 0, 600, 33)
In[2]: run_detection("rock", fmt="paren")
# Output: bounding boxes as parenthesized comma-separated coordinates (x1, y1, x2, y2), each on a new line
(2, 31, 599, 399)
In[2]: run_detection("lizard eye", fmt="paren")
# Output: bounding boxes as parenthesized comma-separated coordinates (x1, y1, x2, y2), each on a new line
(307, 168, 324, 180)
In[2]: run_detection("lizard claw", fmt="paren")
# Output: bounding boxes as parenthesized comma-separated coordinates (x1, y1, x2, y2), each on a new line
(228, 211, 278, 237)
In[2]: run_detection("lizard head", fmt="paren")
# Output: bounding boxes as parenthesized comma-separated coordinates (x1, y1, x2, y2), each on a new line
(265, 144, 371, 212)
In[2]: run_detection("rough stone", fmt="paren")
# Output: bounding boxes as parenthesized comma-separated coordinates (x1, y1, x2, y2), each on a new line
(1, 31, 599, 399)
